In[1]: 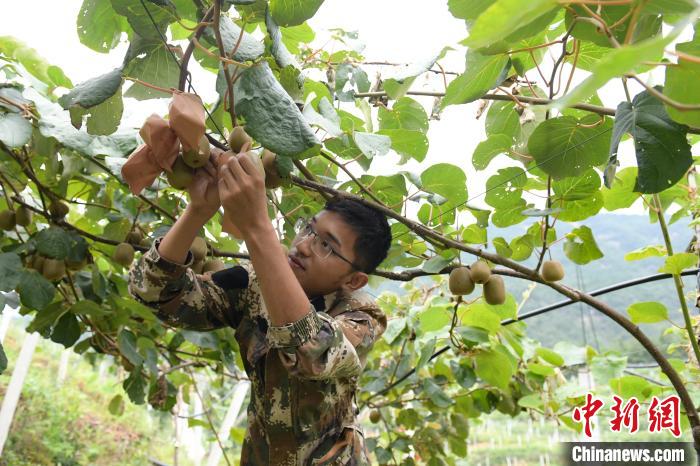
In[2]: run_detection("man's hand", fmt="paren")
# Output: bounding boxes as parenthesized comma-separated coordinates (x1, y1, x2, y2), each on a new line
(218, 151, 269, 240)
(186, 150, 222, 220)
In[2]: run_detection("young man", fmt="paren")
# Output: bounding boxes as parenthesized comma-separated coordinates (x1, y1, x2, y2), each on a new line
(128, 151, 392, 465)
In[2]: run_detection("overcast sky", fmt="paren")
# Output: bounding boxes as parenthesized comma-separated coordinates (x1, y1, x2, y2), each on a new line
(3, 0, 661, 219)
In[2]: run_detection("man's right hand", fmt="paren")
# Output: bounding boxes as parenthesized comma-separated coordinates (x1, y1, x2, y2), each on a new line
(186, 149, 223, 220)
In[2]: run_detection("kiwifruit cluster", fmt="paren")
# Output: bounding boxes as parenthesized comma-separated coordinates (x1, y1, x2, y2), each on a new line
(449, 260, 505, 305)
(0, 205, 34, 230)
(49, 200, 69, 219)
(27, 254, 66, 281)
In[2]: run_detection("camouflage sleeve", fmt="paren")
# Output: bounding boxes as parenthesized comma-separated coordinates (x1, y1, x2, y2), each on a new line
(127, 237, 243, 331)
(267, 307, 386, 380)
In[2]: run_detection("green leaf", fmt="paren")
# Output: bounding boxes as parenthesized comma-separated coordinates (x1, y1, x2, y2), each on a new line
(422, 256, 451, 274)
(563, 225, 603, 265)
(458, 304, 501, 334)
(659, 252, 696, 274)
(463, 0, 556, 49)
(419, 306, 451, 333)
(609, 375, 652, 400)
(528, 362, 555, 376)
(50, 312, 81, 348)
(266, 10, 302, 80)
(624, 245, 667, 261)
(353, 132, 391, 159)
(602, 167, 640, 210)
(627, 302, 669, 324)
(110, 0, 172, 39)
(472, 134, 512, 170)
(26, 302, 65, 335)
(554, 11, 699, 109)
(17, 270, 56, 310)
(58, 68, 123, 128)
(461, 224, 487, 244)
(303, 99, 342, 137)
(378, 97, 429, 133)
(203, 14, 264, 62)
(377, 129, 428, 162)
(123, 367, 147, 404)
(442, 50, 510, 108)
(535, 347, 564, 366)
(269, 0, 325, 26)
(78, 0, 127, 52)
(485, 101, 520, 140)
(35, 227, 73, 260)
(448, 0, 495, 21)
(608, 89, 692, 194)
(0, 113, 32, 148)
(422, 378, 455, 408)
(118, 329, 145, 366)
(123, 41, 179, 100)
(233, 62, 320, 158)
(565, 4, 654, 48)
(527, 115, 612, 179)
(664, 46, 700, 125)
(0, 253, 23, 292)
(474, 348, 513, 390)
(421, 163, 468, 206)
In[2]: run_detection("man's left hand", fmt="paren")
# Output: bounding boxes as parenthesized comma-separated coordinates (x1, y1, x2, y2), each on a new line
(218, 151, 269, 240)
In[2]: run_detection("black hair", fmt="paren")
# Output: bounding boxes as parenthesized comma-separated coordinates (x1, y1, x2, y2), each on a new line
(322, 196, 391, 274)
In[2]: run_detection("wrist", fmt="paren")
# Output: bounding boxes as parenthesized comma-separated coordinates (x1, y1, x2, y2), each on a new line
(183, 205, 214, 224)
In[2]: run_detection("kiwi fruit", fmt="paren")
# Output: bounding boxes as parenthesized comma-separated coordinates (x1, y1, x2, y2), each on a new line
(262, 150, 284, 189)
(31, 254, 46, 272)
(67, 256, 88, 271)
(228, 126, 251, 153)
(0, 210, 16, 231)
(42, 258, 66, 281)
(369, 409, 381, 424)
(469, 260, 491, 284)
(182, 136, 210, 169)
(483, 275, 506, 305)
(113, 242, 135, 267)
(126, 230, 144, 245)
(15, 206, 32, 227)
(449, 266, 475, 295)
(202, 258, 225, 273)
(541, 260, 565, 282)
(139, 237, 152, 248)
(191, 236, 207, 262)
(166, 156, 195, 190)
(49, 200, 69, 219)
(192, 260, 204, 274)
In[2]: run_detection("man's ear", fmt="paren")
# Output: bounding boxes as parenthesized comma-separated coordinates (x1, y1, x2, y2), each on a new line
(343, 271, 368, 292)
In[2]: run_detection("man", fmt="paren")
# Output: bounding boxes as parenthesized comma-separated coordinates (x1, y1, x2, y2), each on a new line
(128, 149, 392, 465)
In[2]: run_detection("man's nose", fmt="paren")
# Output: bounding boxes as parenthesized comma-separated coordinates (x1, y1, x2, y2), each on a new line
(295, 236, 312, 257)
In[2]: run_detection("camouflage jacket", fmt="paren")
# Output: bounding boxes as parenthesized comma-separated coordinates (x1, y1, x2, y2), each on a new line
(128, 238, 387, 465)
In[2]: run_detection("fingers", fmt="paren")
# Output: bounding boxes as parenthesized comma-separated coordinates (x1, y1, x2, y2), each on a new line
(203, 160, 217, 178)
(226, 156, 246, 180)
(218, 163, 236, 190)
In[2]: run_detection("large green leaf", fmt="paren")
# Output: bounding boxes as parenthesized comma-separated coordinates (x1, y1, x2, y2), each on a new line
(0, 253, 23, 292)
(463, 0, 556, 49)
(485, 101, 520, 140)
(563, 225, 603, 265)
(353, 132, 391, 159)
(527, 115, 612, 179)
(377, 129, 428, 163)
(119, 328, 145, 366)
(269, 0, 324, 26)
(77, 0, 127, 53)
(608, 89, 691, 194)
(474, 348, 513, 390)
(50, 312, 81, 348)
(602, 167, 639, 211)
(421, 163, 468, 207)
(378, 97, 429, 133)
(0, 112, 32, 148)
(110, 0, 172, 39)
(233, 62, 320, 157)
(472, 134, 512, 170)
(442, 50, 510, 108)
(203, 14, 264, 62)
(123, 40, 179, 100)
(59, 68, 122, 109)
(448, 0, 495, 21)
(565, 4, 657, 48)
(384, 51, 444, 100)
(35, 227, 73, 260)
(266, 8, 304, 100)
(659, 252, 696, 274)
(17, 270, 56, 310)
(627, 302, 669, 324)
(123, 367, 147, 404)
